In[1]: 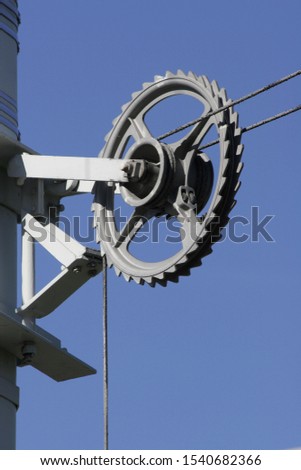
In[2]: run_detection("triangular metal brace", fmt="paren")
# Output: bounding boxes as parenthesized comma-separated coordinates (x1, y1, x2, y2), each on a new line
(18, 214, 103, 319)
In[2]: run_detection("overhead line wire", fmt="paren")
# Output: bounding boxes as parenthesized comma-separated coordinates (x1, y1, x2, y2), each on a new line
(199, 103, 301, 150)
(157, 69, 301, 141)
(103, 255, 109, 450)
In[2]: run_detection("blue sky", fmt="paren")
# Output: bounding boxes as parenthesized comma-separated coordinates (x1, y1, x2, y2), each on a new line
(16, 0, 301, 449)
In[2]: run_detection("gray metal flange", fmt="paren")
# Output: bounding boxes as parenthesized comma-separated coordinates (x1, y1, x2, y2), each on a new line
(93, 71, 243, 286)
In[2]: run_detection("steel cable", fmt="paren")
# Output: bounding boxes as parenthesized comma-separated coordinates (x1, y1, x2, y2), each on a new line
(199, 103, 301, 150)
(102, 255, 109, 450)
(157, 69, 301, 141)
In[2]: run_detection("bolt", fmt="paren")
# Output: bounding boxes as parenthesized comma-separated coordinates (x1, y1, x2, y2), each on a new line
(181, 189, 189, 203)
(72, 266, 81, 274)
(17, 341, 37, 367)
(87, 261, 97, 268)
(189, 191, 196, 205)
(122, 162, 133, 174)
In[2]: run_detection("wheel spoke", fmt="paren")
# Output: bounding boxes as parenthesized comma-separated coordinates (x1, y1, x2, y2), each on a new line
(170, 114, 214, 154)
(113, 207, 153, 248)
(128, 116, 153, 141)
(176, 209, 202, 249)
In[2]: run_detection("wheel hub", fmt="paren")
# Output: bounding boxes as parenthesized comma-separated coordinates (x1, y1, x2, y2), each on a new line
(120, 137, 174, 208)
(120, 137, 210, 214)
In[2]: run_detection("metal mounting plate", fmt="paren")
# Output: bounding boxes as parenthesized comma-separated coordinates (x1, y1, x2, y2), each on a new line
(0, 308, 96, 381)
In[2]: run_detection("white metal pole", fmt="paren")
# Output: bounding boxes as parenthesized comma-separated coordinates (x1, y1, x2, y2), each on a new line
(0, 0, 21, 449)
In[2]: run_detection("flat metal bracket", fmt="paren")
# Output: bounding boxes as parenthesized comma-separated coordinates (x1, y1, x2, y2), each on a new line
(7, 153, 129, 183)
(0, 308, 96, 381)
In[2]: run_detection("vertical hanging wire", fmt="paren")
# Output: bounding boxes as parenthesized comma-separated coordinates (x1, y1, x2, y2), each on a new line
(102, 255, 109, 450)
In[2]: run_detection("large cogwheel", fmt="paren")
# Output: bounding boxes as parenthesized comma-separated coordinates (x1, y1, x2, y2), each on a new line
(93, 71, 243, 286)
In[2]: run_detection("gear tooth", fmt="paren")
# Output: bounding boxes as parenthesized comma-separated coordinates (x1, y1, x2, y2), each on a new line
(122, 273, 131, 282)
(220, 87, 228, 102)
(211, 80, 220, 96)
(155, 273, 165, 280)
(131, 91, 140, 100)
(224, 97, 233, 110)
(201, 75, 211, 89)
(132, 276, 143, 285)
(230, 200, 237, 211)
(184, 256, 202, 271)
(202, 246, 213, 258)
(165, 71, 174, 78)
(121, 102, 131, 113)
(197, 75, 206, 86)
(234, 126, 242, 139)
(114, 265, 122, 277)
(104, 131, 112, 142)
(112, 116, 119, 126)
(142, 81, 153, 90)
(156, 278, 168, 287)
(166, 265, 177, 274)
(187, 242, 202, 255)
(176, 69, 186, 77)
(154, 74, 164, 82)
(236, 145, 244, 158)
(234, 181, 241, 193)
(236, 161, 244, 175)
(219, 125, 227, 141)
(177, 255, 189, 266)
(234, 134, 242, 149)
(106, 254, 114, 268)
(231, 110, 239, 127)
(144, 276, 155, 285)
(188, 71, 197, 79)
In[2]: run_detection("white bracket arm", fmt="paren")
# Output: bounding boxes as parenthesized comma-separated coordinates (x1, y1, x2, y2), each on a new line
(7, 153, 129, 183)
(18, 214, 103, 319)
